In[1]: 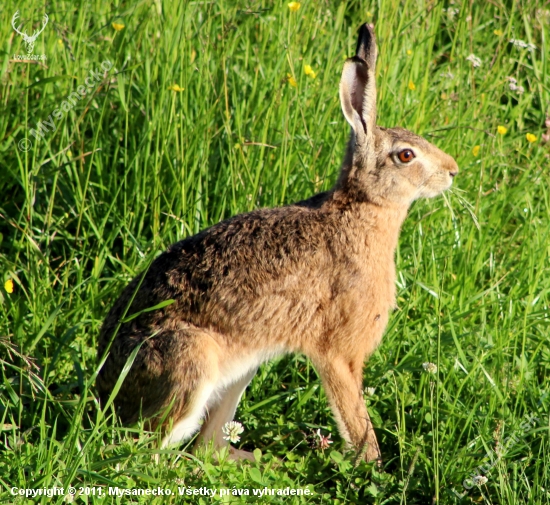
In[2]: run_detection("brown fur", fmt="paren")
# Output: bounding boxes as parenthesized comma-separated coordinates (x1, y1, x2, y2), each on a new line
(96, 23, 458, 463)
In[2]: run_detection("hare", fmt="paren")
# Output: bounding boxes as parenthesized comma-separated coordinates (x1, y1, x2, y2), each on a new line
(96, 23, 458, 464)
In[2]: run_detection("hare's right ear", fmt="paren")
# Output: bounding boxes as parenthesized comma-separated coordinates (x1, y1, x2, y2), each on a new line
(339, 23, 378, 146)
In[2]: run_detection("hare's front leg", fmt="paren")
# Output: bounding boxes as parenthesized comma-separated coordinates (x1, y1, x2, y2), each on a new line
(314, 356, 381, 464)
(195, 367, 258, 461)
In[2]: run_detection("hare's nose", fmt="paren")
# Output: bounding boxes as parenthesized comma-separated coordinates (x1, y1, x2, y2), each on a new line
(447, 158, 459, 178)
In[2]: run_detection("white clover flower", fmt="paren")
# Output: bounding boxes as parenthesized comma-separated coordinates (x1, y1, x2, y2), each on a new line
(466, 54, 482, 67)
(422, 362, 438, 374)
(473, 475, 488, 486)
(222, 421, 244, 444)
(364, 387, 376, 396)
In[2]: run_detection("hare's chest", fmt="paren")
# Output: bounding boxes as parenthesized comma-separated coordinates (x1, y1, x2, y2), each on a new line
(353, 249, 396, 306)
(345, 255, 396, 351)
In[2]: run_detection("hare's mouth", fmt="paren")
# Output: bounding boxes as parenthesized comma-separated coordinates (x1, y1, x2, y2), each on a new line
(419, 174, 454, 198)
(443, 174, 455, 191)
(447, 168, 458, 187)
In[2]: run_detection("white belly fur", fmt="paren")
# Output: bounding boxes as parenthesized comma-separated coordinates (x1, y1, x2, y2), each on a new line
(162, 347, 284, 448)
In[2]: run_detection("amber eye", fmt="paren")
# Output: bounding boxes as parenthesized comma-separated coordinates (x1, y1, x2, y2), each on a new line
(397, 149, 415, 163)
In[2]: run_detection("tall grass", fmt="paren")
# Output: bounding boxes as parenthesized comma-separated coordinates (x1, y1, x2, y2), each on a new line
(1, 0, 549, 503)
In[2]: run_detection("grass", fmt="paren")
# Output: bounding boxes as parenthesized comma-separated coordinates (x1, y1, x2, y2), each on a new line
(1, 0, 549, 503)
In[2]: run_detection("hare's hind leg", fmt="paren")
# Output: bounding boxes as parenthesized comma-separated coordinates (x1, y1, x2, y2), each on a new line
(160, 382, 215, 448)
(159, 330, 221, 449)
(314, 356, 382, 464)
(196, 367, 258, 461)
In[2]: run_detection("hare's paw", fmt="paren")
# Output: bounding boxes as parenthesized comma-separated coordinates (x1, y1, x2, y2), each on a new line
(364, 445, 383, 467)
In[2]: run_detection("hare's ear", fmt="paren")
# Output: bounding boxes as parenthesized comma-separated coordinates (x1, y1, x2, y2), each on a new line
(339, 23, 377, 144)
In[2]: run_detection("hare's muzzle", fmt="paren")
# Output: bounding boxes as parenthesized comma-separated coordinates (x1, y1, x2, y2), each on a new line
(446, 156, 459, 179)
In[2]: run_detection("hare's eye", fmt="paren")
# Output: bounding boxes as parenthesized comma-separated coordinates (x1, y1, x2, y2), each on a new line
(397, 149, 415, 163)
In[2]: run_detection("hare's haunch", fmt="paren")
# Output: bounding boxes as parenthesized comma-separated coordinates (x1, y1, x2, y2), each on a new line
(97, 23, 458, 464)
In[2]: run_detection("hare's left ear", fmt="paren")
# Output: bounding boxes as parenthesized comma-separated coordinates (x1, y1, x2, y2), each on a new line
(339, 23, 378, 145)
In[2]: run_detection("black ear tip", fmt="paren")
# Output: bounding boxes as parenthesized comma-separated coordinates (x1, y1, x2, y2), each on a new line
(359, 22, 375, 34)
(356, 22, 376, 61)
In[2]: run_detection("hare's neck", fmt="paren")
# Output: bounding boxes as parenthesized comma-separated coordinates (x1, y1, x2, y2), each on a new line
(342, 203, 408, 264)
(321, 189, 409, 257)
(356, 202, 408, 253)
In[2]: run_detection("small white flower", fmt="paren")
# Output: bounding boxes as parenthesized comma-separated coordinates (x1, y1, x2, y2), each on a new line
(422, 362, 438, 374)
(314, 429, 333, 450)
(473, 475, 488, 486)
(444, 7, 459, 19)
(510, 38, 527, 48)
(174, 478, 185, 485)
(466, 54, 481, 67)
(222, 421, 244, 444)
(364, 387, 376, 396)
(510, 39, 536, 51)
(506, 77, 524, 94)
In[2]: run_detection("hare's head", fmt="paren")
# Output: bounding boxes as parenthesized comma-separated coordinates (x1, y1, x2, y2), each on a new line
(337, 24, 458, 206)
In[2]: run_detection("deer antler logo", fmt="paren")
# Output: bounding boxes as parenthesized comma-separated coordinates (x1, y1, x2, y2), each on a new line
(11, 11, 49, 55)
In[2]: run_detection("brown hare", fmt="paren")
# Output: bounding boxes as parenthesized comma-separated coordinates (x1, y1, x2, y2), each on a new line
(97, 23, 458, 464)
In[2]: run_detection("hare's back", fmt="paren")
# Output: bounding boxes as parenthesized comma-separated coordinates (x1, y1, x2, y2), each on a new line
(99, 204, 335, 345)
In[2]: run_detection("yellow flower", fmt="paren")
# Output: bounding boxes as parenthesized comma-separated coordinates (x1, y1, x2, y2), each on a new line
(57, 39, 63, 46)
(472, 145, 480, 156)
(4, 279, 14, 294)
(441, 92, 448, 100)
(366, 11, 373, 18)
(168, 84, 184, 92)
(526, 133, 537, 143)
(407, 49, 413, 56)
(497, 125, 507, 135)
(112, 22, 125, 31)
(287, 73, 297, 88)
(408, 80, 416, 90)
(304, 64, 316, 79)
(494, 29, 503, 36)
(288, 2, 301, 12)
